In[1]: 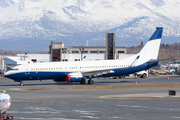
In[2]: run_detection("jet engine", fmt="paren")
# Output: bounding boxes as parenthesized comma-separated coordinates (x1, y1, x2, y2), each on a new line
(66, 72, 85, 82)
(53, 72, 85, 83)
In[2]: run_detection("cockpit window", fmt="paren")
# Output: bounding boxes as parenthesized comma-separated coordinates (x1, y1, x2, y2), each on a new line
(10, 68, 18, 71)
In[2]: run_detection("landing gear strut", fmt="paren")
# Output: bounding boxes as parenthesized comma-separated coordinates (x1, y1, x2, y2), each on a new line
(80, 80, 86, 84)
(88, 78, 94, 84)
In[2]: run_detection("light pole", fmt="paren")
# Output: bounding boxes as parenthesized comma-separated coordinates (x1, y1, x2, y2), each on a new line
(79, 48, 84, 61)
(0, 91, 2, 114)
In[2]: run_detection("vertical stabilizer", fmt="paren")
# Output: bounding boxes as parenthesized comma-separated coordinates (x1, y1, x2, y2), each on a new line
(136, 27, 163, 65)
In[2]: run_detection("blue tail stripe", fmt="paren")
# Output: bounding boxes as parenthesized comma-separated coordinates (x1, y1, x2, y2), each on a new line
(149, 27, 163, 41)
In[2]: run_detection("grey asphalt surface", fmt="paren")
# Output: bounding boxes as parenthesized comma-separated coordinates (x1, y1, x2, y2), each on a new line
(1, 75, 180, 120)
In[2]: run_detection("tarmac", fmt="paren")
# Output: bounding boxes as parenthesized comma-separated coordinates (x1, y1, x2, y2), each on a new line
(20, 83, 180, 90)
(1, 75, 180, 120)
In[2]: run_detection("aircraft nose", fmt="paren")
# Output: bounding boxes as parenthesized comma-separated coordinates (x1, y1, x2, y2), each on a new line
(4, 72, 8, 77)
(4, 71, 10, 77)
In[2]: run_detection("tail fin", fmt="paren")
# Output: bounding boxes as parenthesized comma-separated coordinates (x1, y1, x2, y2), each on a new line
(136, 27, 163, 65)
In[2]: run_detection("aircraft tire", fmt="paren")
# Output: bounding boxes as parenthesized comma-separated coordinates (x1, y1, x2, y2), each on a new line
(20, 82, 23, 86)
(91, 80, 94, 84)
(80, 80, 86, 84)
(143, 73, 147, 78)
(88, 80, 94, 84)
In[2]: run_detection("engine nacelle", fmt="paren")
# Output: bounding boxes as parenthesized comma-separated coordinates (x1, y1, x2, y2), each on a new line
(53, 72, 85, 83)
(66, 72, 85, 82)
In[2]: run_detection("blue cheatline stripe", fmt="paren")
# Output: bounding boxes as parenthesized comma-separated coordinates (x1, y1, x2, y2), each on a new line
(149, 27, 163, 41)
(94, 61, 158, 78)
(6, 72, 70, 81)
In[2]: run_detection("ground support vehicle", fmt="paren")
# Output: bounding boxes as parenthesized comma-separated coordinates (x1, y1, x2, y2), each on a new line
(152, 69, 170, 75)
(0, 113, 14, 120)
(136, 70, 148, 78)
(168, 68, 175, 74)
(0, 91, 13, 120)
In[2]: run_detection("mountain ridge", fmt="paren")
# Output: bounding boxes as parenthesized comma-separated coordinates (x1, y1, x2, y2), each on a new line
(0, 0, 179, 52)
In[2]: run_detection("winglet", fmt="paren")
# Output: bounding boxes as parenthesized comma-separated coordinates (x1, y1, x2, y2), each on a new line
(130, 55, 140, 67)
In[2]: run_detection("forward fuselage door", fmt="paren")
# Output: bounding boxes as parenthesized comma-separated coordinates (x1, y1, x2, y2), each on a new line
(24, 65, 30, 75)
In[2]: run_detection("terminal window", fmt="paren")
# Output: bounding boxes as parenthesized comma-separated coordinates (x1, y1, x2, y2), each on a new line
(53, 50, 60, 55)
(118, 51, 125, 53)
(72, 51, 79, 53)
(53, 57, 60, 61)
(90, 51, 97, 53)
(100, 51, 106, 53)
(62, 59, 68, 61)
(82, 51, 88, 53)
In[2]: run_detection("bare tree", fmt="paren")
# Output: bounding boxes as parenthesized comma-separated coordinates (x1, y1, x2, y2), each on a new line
(127, 42, 180, 64)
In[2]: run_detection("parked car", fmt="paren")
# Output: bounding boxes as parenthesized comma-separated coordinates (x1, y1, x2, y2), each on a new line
(176, 66, 180, 75)
(136, 70, 148, 78)
(152, 68, 169, 75)
(168, 68, 175, 74)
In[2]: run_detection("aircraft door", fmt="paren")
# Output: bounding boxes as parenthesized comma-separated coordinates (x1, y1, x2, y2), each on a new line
(24, 65, 30, 75)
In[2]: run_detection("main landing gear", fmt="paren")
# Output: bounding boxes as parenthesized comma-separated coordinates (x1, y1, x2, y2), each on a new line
(88, 78, 94, 84)
(80, 80, 86, 84)
(19, 82, 23, 86)
(80, 77, 94, 84)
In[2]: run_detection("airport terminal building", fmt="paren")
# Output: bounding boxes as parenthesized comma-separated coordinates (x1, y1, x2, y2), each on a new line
(49, 33, 127, 62)
(49, 42, 127, 62)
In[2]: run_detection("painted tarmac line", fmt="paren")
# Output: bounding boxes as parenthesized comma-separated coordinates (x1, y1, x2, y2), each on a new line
(99, 93, 180, 99)
(12, 97, 57, 101)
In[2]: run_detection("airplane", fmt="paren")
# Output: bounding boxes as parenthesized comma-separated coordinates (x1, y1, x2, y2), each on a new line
(5, 27, 163, 86)
(0, 90, 11, 113)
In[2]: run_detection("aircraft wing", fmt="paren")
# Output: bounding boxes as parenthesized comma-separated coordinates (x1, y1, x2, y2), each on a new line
(81, 67, 130, 77)
(81, 55, 140, 77)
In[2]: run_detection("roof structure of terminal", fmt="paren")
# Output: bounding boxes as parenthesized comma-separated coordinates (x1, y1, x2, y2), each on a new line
(50, 41, 126, 48)
(66, 46, 126, 48)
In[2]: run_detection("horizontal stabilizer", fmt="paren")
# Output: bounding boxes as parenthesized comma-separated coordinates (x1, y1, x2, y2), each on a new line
(148, 58, 174, 64)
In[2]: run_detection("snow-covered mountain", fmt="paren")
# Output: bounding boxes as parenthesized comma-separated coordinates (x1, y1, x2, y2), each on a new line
(0, 0, 22, 10)
(0, 0, 180, 52)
